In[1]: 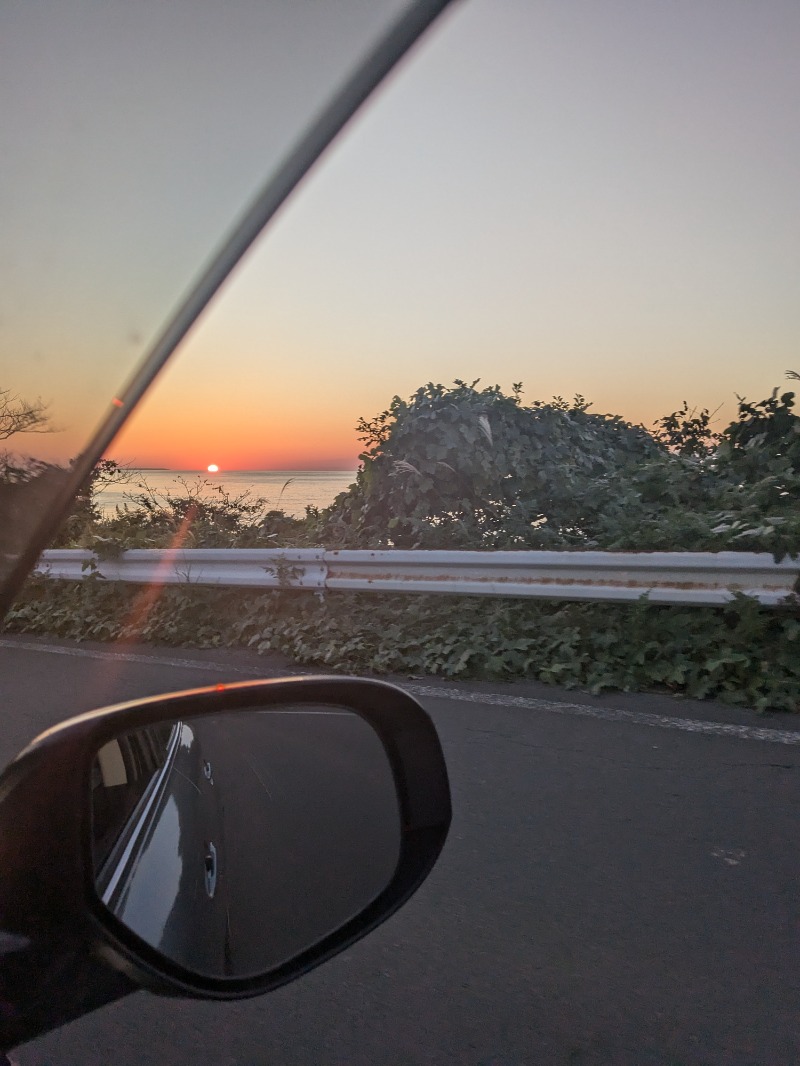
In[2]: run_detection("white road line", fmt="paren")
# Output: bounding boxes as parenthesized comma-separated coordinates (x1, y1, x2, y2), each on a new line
(0, 638, 267, 676)
(2, 638, 798, 747)
(405, 684, 800, 746)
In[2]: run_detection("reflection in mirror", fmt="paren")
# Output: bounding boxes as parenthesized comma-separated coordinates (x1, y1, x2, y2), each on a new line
(90, 705, 401, 979)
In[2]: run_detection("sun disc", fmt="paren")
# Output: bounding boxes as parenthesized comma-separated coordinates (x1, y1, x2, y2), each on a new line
(207, 464, 219, 473)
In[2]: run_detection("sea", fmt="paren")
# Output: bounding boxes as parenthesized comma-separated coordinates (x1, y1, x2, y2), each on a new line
(95, 469, 358, 519)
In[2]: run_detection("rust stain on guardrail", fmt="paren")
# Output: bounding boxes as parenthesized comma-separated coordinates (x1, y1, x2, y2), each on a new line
(326, 569, 786, 589)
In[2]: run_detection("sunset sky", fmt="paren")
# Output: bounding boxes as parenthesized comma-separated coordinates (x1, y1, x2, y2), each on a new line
(4, 0, 799, 471)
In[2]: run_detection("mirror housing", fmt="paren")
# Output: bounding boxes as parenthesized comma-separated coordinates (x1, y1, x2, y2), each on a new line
(0, 677, 450, 1050)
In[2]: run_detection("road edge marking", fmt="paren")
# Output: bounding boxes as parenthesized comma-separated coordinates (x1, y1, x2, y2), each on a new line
(3, 638, 798, 746)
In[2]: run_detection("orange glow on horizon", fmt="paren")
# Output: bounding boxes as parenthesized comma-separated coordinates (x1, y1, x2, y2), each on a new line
(104, 390, 363, 471)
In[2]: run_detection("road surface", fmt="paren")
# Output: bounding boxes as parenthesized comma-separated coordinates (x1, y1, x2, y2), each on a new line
(2, 634, 798, 1065)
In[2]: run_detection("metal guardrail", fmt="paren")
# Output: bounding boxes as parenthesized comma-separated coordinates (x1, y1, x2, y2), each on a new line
(37, 548, 799, 607)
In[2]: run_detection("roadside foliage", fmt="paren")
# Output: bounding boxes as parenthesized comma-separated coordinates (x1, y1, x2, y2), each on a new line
(4, 378, 799, 710)
(314, 378, 800, 558)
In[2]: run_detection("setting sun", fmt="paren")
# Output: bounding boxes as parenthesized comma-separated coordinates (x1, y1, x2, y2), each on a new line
(207, 464, 219, 473)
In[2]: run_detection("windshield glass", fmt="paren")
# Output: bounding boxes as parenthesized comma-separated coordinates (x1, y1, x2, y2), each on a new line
(3, 0, 798, 605)
(0, 0, 420, 598)
(3, 4, 799, 1058)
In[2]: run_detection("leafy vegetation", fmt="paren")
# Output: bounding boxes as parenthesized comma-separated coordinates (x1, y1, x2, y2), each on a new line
(66, 470, 307, 554)
(4, 375, 799, 711)
(42, 374, 800, 560)
(6, 581, 798, 712)
(312, 377, 800, 558)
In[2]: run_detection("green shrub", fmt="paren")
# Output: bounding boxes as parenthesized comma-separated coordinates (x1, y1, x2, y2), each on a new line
(6, 375, 799, 711)
(310, 377, 800, 558)
(6, 579, 798, 712)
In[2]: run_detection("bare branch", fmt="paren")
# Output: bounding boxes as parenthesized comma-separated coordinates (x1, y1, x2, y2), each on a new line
(0, 388, 53, 440)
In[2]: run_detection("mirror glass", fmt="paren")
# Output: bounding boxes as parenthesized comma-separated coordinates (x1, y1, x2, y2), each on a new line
(90, 704, 401, 979)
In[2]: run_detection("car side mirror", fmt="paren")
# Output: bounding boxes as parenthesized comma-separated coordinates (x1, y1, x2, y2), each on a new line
(0, 678, 450, 1052)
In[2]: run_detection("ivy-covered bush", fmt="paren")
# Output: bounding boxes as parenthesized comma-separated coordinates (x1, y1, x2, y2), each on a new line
(5, 374, 799, 711)
(311, 377, 800, 558)
(6, 580, 798, 712)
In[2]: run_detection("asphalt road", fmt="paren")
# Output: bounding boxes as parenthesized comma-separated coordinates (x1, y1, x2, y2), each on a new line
(2, 634, 799, 1066)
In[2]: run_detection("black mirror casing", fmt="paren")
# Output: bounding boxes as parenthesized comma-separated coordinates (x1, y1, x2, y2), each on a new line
(0, 677, 451, 1051)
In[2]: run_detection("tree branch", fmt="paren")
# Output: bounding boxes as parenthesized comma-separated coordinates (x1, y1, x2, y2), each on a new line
(0, 388, 52, 440)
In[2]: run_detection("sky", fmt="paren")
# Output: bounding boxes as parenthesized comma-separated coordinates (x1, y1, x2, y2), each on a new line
(3, 0, 799, 470)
